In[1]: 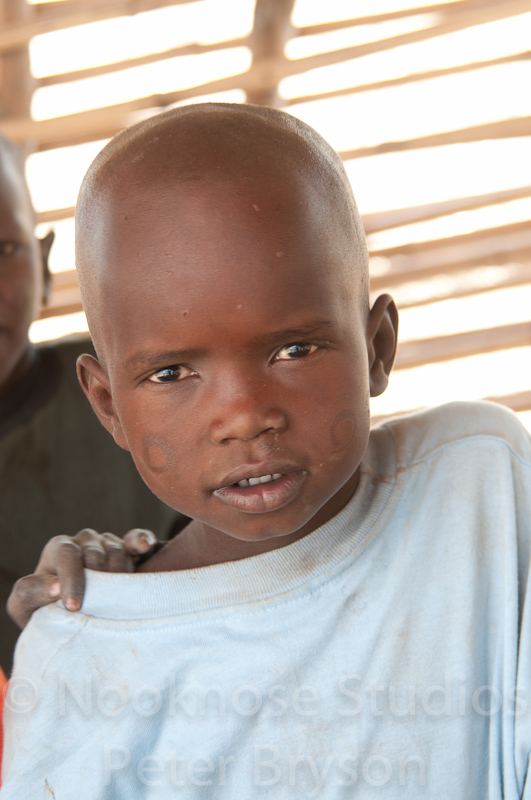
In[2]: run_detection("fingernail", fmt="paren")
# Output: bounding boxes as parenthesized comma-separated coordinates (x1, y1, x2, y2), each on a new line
(48, 580, 60, 599)
(144, 531, 157, 545)
(65, 596, 81, 612)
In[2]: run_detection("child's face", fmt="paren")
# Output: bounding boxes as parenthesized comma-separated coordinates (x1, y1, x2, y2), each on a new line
(80, 171, 396, 553)
(0, 155, 51, 396)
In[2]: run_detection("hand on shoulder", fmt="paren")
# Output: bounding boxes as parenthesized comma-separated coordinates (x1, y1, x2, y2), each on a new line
(7, 528, 162, 629)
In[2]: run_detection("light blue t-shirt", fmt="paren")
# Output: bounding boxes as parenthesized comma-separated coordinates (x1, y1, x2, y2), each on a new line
(3, 401, 531, 799)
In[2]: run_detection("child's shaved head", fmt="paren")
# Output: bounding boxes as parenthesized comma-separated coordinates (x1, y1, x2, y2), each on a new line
(76, 103, 369, 358)
(75, 103, 397, 560)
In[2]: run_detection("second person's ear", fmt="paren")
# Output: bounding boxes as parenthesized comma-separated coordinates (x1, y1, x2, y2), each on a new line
(39, 230, 55, 304)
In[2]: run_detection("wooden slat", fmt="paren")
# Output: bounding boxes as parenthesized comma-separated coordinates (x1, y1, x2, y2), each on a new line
(372, 218, 531, 258)
(394, 320, 531, 370)
(340, 117, 531, 162)
(38, 206, 75, 223)
(363, 185, 531, 235)
(484, 390, 531, 413)
(39, 287, 83, 319)
(0, 0, 195, 51)
(286, 50, 531, 108)
(39, 36, 249, 87)
(247, 0, 295, 106)
(370, 226, 531, 291)
(298, 0, 480, 35)
(35, 0, 192, 19)
(387, 263, 531, 310)
(48, 269, 79, 289)
(0, 0, 35, 123)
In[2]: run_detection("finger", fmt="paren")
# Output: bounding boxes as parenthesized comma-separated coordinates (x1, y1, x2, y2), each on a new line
(36, 535, 85, 612)
(122, 529, 158, 556)
(101, 533, 134, 573)
(71, 528, 107, 571)
(7, 575, 61, 630)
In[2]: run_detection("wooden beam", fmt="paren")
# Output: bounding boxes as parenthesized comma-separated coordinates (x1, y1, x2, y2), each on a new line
(369, 224, 531, 291)
(484, 390, 531, 413)
(394, 320, 531, 370)
(0, 0, 194, 52)
(0, 0, 34, 127)
(298, 0, 488, 36)
(372, 218, 531, 258)
(35, 0, 192, 20)
(247, 0, 295, 106)
(39, 36, 249, 87)
(340, 116, 531, 161)
(285, 50, 531, 108)
(388, 263, 531, 311)
(363, 185, 531, 235)
(39, 292, 83, 319)
(37, 205, 75, 224)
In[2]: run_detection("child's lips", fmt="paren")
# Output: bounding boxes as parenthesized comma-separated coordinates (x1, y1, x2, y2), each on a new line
(212, 470, 307, 513)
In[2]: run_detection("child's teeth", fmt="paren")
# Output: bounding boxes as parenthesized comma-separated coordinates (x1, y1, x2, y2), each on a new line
(237, 473, 282, 488)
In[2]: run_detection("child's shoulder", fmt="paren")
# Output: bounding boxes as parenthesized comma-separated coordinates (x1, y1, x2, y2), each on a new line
(377, 400, 531, 471)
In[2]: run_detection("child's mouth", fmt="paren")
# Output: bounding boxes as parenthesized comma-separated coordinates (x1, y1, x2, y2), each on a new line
(213, 470, 306, 513)
(235, 473, 282, 487)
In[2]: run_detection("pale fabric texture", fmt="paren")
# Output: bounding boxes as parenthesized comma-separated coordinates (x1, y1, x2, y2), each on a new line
(2, 401, 531, 799)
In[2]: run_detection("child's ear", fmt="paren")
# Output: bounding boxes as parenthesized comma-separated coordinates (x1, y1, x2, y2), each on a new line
(367, 293, 399, 397)
(76, 353, 130, 451)
(38, 230, 54, 305)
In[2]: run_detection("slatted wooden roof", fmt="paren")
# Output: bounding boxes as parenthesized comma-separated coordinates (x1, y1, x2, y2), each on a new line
(1, 0, 530, 427)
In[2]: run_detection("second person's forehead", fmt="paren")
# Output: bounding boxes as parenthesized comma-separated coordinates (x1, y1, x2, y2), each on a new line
(0, 169, 32, 229)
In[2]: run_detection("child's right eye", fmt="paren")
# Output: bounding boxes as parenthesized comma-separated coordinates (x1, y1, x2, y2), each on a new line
(147, 365, 196, 383)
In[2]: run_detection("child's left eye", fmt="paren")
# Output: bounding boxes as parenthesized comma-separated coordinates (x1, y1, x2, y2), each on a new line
(147, 365, 195, 383)
(274, 343, 318, 361)
(0, 241, 20, 257)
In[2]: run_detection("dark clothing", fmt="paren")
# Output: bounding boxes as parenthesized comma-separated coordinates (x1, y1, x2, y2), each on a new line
(0, 336, 182, 674)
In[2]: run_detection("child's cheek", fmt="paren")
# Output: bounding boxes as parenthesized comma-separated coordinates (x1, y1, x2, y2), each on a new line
(140, 433, 176, 474)
(329, 409, 357, 453)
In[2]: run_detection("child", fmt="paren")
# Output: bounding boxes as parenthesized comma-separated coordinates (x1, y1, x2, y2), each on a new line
(2, 103, 531, 798)
(0, 133, 184, 674)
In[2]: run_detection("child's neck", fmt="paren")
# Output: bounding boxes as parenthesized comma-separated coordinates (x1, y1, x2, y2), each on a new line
(137, 519, 311, 572)
(138, 469, 360, 572)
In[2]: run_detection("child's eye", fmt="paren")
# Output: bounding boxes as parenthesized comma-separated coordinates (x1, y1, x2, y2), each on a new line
(147, 365, 196, 383)
(0, 242, 19, 257)
(274, 343, 318, 361)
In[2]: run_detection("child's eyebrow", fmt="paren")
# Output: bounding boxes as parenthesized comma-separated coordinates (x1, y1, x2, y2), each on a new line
(252, 319, 336, 346)
(124, 349, 201, 371)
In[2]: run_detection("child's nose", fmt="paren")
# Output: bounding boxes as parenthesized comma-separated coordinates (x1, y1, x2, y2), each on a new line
(208, 382, 288, 445)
